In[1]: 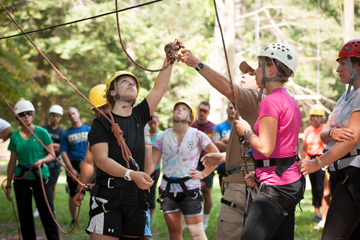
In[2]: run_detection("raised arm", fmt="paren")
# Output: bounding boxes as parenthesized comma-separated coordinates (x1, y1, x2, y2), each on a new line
(180, 48, 240, 103)
(146, 39, 184, 115)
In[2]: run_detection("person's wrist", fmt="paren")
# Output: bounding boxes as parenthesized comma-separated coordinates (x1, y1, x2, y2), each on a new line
(329, 127, 336, 141)
(315, 156, 324, 168)
(243, 129, 252, 138)
(5, 186, 11, 189)
(201, 172, 205, 180)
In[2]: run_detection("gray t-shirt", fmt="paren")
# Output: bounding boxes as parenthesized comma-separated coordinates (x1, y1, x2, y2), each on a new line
(327, 88, 360, 171)
(0, 118, 11, 132)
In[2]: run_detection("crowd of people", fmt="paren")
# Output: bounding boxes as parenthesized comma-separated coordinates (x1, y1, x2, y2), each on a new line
(3, 38, 360, 240)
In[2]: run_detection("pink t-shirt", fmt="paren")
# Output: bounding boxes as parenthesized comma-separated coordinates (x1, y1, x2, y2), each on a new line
(253, 88, 301, 186)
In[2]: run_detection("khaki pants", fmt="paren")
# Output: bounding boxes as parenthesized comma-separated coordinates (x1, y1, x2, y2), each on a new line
(216, 182, 248, 240)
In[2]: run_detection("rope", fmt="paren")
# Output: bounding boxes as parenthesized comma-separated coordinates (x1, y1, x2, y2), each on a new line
(114, 0, 180, 72)
(0, 0, 163, 40)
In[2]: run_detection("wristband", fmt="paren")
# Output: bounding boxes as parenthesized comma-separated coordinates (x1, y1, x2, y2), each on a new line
(75, 188, 86, 195)
(315, 156, 324, 168)
(201, 172, 205, 180)
(243, 129, 252, 137)
(248, 134, 256, 144)
(329, 127, 336, 141)
(5, 186, 11, 189)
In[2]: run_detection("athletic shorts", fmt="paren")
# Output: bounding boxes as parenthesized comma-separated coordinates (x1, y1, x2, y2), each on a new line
(144, 208, 152, 237)
(86, 196, 147, 238)
(66, 160, 81, 197)
(202, 171, 215, 189)
(159, 188, 203, 217)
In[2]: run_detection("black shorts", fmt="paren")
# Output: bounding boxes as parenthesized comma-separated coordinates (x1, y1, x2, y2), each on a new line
(48, 162, 62, 185)
(86, 195, 147, 238)
(66, 160, 81, 197)
(159, 188, 203, 217)
(149, 168, 160, 209)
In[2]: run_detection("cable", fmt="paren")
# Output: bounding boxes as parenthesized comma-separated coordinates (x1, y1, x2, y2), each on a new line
(0, 0, 163, 40)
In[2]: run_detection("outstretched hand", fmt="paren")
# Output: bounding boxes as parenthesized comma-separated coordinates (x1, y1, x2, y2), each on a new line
(178, 48, 201, 68)
(299, 159, 321, 176)
(201, 152, 224, 168)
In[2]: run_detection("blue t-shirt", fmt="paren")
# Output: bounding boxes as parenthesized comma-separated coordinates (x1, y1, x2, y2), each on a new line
(60, 124, 91, 162)
(213, 120, 232, 169)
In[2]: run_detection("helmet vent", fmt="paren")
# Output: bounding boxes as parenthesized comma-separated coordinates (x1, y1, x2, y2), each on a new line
(264, 46, 269, 51)
(345, 46, 351, 51)
(355, 45, 358, 47)
(287, 54, 292, 60)
(271, 52, 274, 55)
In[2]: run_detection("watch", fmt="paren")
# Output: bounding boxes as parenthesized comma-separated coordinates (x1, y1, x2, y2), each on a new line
(124, 169, 133, 181)
(195, 61, 205, 71)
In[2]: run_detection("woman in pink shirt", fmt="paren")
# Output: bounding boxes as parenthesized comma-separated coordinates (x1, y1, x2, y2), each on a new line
(236, 43, 304, 240)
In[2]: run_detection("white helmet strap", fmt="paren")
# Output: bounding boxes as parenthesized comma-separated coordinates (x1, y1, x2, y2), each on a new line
(345, 57, 360, 101)
(257, 58, 287, 101)
(113, 79, 136, 108)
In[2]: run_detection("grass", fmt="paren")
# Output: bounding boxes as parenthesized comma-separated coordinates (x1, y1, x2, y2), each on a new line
(0, 161, 323, 239)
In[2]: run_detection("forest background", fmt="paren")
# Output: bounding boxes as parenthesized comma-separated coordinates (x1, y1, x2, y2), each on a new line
(1, 0, 360, 132)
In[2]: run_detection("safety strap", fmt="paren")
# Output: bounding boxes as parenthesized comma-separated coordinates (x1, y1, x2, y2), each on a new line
(158, 175, 200, 202)
(257, 57, 286, 102)
(345, 57, 360, 101)
(254, 156, 297, 176)
(95, 177, 133, 189)
(225, 162, 255, 177)
(341, 175, 360, 205)
(221, 197, 245, 215)
(17, 164, 40, 180)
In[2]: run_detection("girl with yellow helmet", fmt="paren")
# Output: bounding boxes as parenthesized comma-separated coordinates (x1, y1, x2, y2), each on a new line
(86, 39, 183, 240)
(150, 100, 219, 240)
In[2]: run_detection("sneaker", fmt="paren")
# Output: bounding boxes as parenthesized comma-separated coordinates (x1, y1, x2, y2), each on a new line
(314, 220, 325, 230)
(309, 215, 322, 223)
(33, 208, 39, 217)
(69, 219, 76, 228)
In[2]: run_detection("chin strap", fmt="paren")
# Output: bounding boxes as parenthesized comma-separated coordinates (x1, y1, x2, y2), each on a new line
(257, 58, 287, 102)
(113, 79, 136, 108)
(345, 57, 360, 101)
(173, 110, 190, 132)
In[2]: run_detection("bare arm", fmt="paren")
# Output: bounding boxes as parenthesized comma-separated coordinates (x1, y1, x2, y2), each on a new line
(201, 142, 220, 177)
(236, 116, 277, 158)
(5, 151, 17, 201)
(149, 148, 162, 176)
(211, 129, 227, 151)
(52, 143, 60, 154)
(33, 143, 55, 169)
(146, 39, 184, 116)
(0, 126, 11, 140)
(91, 142, 153, 190)
(180, 48, 240, 103)
(300, 137, 308, 159)
(201, 152, 226, 168)
(301, 111, 360, 175)
(144, 144, 153, 175)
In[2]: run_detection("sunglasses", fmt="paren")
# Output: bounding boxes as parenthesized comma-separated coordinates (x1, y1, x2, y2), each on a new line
(18, 112, 33, 117)
(198, 108, 209, 114)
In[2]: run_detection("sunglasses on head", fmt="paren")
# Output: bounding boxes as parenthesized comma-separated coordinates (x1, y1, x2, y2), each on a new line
(18, 112, 33, 117)
(198, 108, 209, 114)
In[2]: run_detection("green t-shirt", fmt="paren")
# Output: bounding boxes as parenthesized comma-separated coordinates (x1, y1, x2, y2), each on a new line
(8, 126, 53, 180)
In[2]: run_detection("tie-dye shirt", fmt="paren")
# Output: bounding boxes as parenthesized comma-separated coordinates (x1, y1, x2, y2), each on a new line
(152, 127, 211, 193)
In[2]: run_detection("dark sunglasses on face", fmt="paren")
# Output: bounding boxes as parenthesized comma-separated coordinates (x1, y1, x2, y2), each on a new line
(198, 108, 209, 114)
(18, 112, 33, 117)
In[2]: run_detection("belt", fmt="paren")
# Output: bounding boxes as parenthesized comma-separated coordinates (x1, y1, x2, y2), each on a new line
(254, 156, 297, 176)
(95, 177, 133, 189)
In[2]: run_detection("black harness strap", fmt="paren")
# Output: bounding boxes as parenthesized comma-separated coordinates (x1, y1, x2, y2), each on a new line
(17, 164, 40, 180)
(225, 162, 255, 178)
(221, 197, 245, 215)
(254, 156, 297, 176)
(158, 175, 200, 202)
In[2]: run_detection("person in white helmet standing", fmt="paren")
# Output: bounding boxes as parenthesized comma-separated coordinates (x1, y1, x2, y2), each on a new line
(5, 100, 59, 240)
(235, 43, 305, 239)
(42, 105, 64, 202)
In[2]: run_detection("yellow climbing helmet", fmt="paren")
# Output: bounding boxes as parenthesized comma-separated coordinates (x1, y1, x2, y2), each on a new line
(173, 100, 197, 125)
(309, 104, 325, 116)
(105, 71, 140, 107)
(89, 84, 107, 109)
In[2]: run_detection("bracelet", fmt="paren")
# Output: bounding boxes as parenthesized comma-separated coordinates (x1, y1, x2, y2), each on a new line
(201, 172, 205, 180)
(248, 134, 256, 144)
(315, 156, 324, 168)
(5, 186, 11, 189)
(329, 127, 336, 141)
(243, 129, 252, 137)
